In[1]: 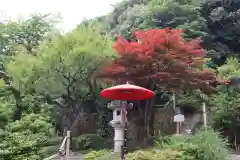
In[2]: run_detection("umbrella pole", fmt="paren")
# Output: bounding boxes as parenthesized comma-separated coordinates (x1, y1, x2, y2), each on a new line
(123, 120, 127, 160)
(121, 103, 127, 160)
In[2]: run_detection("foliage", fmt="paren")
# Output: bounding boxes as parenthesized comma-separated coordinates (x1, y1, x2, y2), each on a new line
(217, 58, 240, 79)
(2, 0, 240, 159)
(6, 23, 114, 96)
(126, 149, 189, 160)
(84, 130, 229, 160)
(176, 89, 209, 106)
(97, 109, 113, 138)
(210, 58, 240, 148)
(155, 129, 229, 160)
(0, 113, 53, 160)
(39, 145, 60, 158)
(201, 0, 240, 55)
(100, 28, 224, 92)
(104, 0, 208, 41)
(0, 14, 59, 56)
(72, 136, 92, 150)
(145, 0, 208, 38)
(84, 149, 111, 160)
(97, 0, 234, 66)
(5, 23, 115, 135)
(73, 134, 108, 151)
(190, 129, 229, 160)
(0, 97, 15, 128)
(106, 0, 149, 40)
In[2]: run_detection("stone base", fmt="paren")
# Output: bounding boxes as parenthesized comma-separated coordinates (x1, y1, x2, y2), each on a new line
(113, 127, 124, 153)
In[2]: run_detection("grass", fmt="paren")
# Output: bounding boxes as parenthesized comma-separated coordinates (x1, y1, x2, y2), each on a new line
(81, 150, 93, 154)
(96, 152, 121, 160)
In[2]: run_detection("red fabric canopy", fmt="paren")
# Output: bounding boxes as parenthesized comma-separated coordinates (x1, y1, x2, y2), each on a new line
(101, 83, 155, 100)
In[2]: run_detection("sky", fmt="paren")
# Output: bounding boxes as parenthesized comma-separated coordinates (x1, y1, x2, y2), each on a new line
(0, 0, 122, 31)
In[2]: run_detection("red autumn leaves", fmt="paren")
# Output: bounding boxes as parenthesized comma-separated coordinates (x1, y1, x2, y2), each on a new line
(100, 28, 226, 93)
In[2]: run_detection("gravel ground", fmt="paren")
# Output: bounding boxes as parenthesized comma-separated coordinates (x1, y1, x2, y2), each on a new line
(231, 154, 240, 160)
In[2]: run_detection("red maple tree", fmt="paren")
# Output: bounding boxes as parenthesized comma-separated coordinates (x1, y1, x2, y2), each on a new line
(100, 28, 227, 93)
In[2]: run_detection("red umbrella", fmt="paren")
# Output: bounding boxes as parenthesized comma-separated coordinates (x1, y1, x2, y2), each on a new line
(101, 82, 155, 100)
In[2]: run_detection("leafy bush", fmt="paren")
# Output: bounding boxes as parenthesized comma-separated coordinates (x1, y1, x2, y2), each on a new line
(210, 58, 240, 148)
(72, 136, 92, 150)
(210, 86, 240, 148)
(97, 110, 113, 138)
(0, 114, 53, 160)
(155, 129, 229, 160)
(127, 149, 188, 160)
(44, 137, 62, 146)
(85, 134, 106, 149)
(39, 145, 60, 158)
(84, 149, 111, 160)
(73, 134, 108, 150)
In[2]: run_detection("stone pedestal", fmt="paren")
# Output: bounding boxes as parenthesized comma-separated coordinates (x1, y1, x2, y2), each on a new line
(113, 126, 124, 152)
(108, 100, 126, 153)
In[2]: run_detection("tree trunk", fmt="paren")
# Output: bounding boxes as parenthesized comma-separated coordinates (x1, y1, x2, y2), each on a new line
(10, 87, 23, 121)
(143, 83, 156, 142)
(144, 100, 150, 141)
(149, 107, 155, 136)
(62, 106, 74, 150)
(136, 99, 154, 144)
(148, 96, 155, 137)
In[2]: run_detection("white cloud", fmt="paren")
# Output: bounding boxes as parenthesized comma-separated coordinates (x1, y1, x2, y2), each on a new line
(0, 0, 122, 31)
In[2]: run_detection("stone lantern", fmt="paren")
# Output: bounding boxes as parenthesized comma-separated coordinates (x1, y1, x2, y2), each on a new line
(101, 82, 155, 160)
(107, 100, 128, 152)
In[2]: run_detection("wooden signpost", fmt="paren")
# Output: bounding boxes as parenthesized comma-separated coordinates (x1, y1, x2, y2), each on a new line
(174, 114, 185, 134)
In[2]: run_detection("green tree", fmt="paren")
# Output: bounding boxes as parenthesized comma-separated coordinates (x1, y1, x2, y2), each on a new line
(0, 14, 60, 121)
(105, 0, 149, 39)
(102, 0, 208, 40)
(0, 14, 60, 56)
(6, 22, 115, 135)
(145, 0, 207, 38)
(210, 58, 240, 149)
(201, 0, 240, 65)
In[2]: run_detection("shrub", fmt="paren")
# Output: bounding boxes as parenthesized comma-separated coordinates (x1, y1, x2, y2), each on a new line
(97, 110, 113, 138)
(190, 129, 229, 160)
(154, 129, 229, 160)
(39, 145, 60, 158)
(86, 148, 192, 160)
(73, 134, 108, 150)
(84, 149, 111, 160)
(84, 134, 106, 150)
(72, 136, 92, 150)
(44, 137, 62, 146)
(0, 113, 53, 160)
(210, 58, 240, 149)
(126, 149, 188, 160)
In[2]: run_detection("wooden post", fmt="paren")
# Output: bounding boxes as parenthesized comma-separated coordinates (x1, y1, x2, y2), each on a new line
(179, 122, 182, 134)
(60, 155, 64, 160)
(202, 103, 207, 129)
(65, 131, 71, 160)
(173, 93, 176, 109)
(173, 93, 178, 134)
(176, 122, 179, 134)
